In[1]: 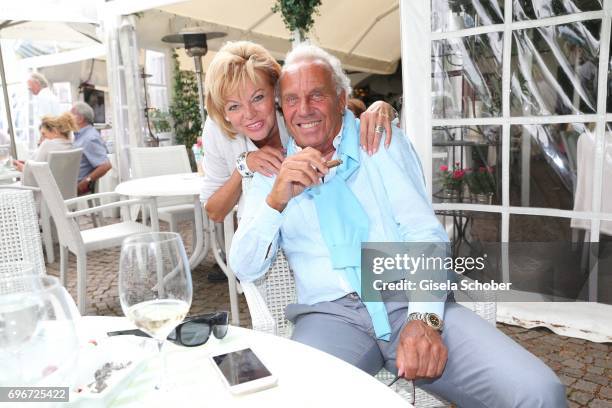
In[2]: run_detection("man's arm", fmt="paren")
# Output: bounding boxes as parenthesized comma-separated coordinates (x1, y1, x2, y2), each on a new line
(228, 174, 282, 282)
(78, 161, 111, 194)
(370, 125, 450, 380)
(229, 147, 328, 282)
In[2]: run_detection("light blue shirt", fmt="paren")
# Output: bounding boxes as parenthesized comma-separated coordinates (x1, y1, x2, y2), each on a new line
(229, 117, 449, 319)
(73, 125, 108, 181)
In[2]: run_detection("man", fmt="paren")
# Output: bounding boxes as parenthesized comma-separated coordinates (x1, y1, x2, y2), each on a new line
(229, 44, 566, 407)
(27, 73, 61, 148)
(70, 102, 111, 194)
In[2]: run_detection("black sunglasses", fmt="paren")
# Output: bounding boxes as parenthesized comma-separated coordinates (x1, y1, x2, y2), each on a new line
(108, 311, 229, 347)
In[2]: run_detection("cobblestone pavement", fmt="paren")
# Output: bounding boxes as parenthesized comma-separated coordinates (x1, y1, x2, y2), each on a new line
(46, 221, 611, 407)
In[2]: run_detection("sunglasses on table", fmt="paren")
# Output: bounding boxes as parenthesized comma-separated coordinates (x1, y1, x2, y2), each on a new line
(108, 311, 229, 347)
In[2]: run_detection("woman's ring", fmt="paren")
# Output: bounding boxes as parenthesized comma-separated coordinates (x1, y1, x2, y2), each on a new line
(375, 125, 385, 134)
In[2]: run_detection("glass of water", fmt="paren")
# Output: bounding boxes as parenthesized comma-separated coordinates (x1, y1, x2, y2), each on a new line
(0, 265, 79, 389)
(0, 146, 10, 171)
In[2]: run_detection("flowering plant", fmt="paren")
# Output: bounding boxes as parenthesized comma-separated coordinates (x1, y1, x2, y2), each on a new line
(466, 166, 496, 195)
(192, 137, 204, 158)
(439, 163, 465, 191)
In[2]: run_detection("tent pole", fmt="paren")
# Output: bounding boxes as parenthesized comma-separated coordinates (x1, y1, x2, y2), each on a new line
(0, 41, 17, 158)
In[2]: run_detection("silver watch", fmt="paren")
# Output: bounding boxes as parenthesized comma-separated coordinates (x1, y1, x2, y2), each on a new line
(236, 151, 253, 178)
(408, 312, 443, 331)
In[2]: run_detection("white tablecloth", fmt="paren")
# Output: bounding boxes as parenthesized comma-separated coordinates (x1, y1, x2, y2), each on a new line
(74, 316, 409, 408)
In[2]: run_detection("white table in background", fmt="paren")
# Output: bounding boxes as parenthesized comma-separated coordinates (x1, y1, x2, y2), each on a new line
(77, 316, 409, 408)
(115, 173, 209, 269)
(115, 173, 240, 325)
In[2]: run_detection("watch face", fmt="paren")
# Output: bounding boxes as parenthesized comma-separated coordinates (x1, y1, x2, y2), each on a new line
(426, 313, 441, 329)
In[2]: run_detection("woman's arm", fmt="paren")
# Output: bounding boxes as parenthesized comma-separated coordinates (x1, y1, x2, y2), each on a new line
(205, 169, 243, 223)
(358, 100, 398, 155)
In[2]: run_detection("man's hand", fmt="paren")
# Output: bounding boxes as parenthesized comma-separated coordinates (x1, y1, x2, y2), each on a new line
(246, 146, 285, 177)
(77, 179, 91, 195)
(396, 320, 448, 380)
(266, 147, 328, 212)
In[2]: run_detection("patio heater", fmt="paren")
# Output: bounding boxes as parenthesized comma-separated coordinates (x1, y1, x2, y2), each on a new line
(162, 29, 226, 126)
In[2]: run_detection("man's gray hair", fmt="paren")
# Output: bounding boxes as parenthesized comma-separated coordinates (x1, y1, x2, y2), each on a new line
(29, 72, 49, 88)
(282, 43, 352, 99)
(72, 101, 94, 124)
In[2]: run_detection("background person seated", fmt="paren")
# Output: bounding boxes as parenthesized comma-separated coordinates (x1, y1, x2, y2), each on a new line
(13, 113, 75, 187)
(70, 102, 111, 195)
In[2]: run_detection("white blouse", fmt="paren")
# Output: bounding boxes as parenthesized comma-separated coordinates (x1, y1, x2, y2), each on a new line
(200, 111, 290, 218)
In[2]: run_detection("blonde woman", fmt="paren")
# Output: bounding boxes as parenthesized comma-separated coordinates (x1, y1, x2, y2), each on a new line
(201, 41, 395, 222)
(14, 112, 76, 186)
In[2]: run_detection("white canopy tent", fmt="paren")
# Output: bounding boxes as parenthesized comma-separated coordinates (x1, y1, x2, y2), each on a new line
(0, 0, 103, 157)
(139, 0, 401, 75)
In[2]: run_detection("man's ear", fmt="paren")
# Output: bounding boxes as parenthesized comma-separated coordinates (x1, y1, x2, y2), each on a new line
(338, 91, 347, 114)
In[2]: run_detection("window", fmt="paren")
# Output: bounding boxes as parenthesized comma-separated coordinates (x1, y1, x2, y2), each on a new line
(144, 50, 169, 112)
(402, 0, 612, 302)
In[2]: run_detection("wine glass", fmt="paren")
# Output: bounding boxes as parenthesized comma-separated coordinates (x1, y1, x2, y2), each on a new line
(118, 232, 193, 391)
(0, 265, 79, 391)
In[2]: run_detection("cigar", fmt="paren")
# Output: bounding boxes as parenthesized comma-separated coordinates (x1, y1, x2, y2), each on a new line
(325, 159, 342, 169)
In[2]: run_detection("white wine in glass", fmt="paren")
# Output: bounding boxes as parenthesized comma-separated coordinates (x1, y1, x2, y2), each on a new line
(119, 232, 192, 391)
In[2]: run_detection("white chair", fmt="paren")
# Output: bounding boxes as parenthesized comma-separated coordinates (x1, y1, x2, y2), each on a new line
(29, 161, 160, 315)
(40, 148, 83, 264)
(0, 188, 46, 278)
(129, 146, 194, 232)
(242, 250, 497, 407)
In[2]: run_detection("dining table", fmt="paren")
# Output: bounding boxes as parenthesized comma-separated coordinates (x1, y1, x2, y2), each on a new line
(114, 173, 240, 325)
(71, 316, 410, 408)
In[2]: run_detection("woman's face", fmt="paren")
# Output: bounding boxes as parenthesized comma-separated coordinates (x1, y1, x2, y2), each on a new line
(40, 126, 61, 140)
(223, 73, 277, 143)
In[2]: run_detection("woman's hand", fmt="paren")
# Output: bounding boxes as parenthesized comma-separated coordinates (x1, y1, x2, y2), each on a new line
(245, 146, 285, 177)
(358, 100, 396, 156)
(13, 159, 24, 172)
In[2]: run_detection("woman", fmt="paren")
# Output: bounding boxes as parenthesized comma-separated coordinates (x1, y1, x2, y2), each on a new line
(201, 41, 395, 222)
(13, 113, 76, 186)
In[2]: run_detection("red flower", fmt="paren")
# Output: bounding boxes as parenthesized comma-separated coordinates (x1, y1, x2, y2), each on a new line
(439, 165, 448, 172)
(452, 169, 465, 180)
(196, 137, 203, 148)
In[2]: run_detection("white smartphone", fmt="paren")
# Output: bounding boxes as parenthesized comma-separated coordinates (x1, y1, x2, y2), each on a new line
(209, 347, 278, 395)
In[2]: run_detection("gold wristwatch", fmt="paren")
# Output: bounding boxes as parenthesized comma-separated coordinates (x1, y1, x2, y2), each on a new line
(408, 312, 443, 332)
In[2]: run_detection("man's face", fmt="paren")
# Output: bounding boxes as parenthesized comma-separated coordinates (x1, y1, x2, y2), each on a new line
(279, 61, 346, 153)
(27, 79, 40, 95)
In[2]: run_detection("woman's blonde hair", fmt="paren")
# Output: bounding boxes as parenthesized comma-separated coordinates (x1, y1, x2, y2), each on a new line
(205, 41, 281, 138)
(40, 112, 78, 139)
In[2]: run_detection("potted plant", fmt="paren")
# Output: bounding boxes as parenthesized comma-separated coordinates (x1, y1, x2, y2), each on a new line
(272, 0, 322, 43)
(150, 109, 173, 145)
(466, 166, 496, 204)
(439, 163, 465, 202)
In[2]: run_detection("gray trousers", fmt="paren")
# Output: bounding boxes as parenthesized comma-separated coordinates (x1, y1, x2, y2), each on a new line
(286, 294, 567, 408)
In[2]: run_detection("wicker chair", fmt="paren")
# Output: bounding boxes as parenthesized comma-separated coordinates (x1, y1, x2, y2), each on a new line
(0, 188, 46, 278)
(242, 249, 497, 407)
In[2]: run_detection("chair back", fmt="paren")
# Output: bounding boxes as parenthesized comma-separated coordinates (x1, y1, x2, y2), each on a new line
(253, 250, 297, 337)
(28, 162, 84, 251)
(48, 148, 83, 199)
(129, 146, 193, 207)
(0, 189, 46, 277)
